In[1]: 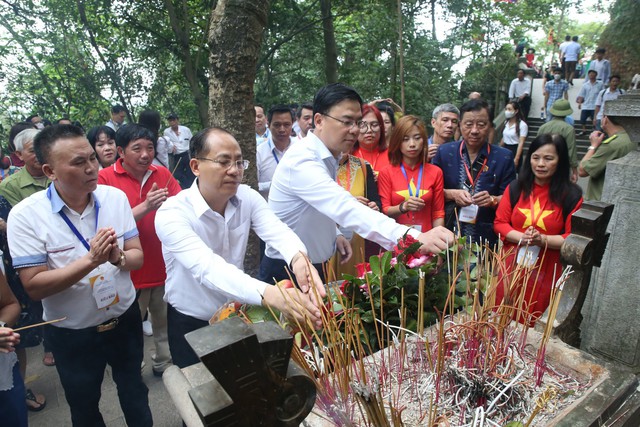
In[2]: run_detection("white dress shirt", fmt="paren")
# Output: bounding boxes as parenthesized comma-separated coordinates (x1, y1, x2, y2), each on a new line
(564, 42, 581, 61)
(155, 181, 307, 321)
(8, 185, 138, 329)
(577, 80, 604, 110)
(256, 136, 294, 198)
(266, 132, 419, 264)
(595, 88, 625, 120)
(588, 59, 611, 84)
(153, 136, 171, 168)
(508, 78, 531, 99)
(502, 121, 528, 146)
(163, 126, 193, 154)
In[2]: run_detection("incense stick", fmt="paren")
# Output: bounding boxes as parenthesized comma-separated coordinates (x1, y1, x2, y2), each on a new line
(13, 317, 67, 332)
(165, 157, 182, 187)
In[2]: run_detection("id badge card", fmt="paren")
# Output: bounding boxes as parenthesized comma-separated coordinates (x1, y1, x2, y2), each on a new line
(90, 268, 119, 310)
(459, 204, 479, 224)
(517, 245, 540, 268)
(409, 224, 423, 232)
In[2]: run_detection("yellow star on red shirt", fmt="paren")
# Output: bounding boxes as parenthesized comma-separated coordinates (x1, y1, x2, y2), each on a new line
(396, 178, 429, 200)
(518, 198, 554, 231)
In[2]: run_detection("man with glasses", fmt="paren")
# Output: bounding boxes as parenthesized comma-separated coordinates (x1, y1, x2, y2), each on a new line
(428, 103, 460, 161)
(256, 105, 295, 199)
(260, 83, 454, 284)
(155, 127, 324, 369)
(432, 99, 516, 247)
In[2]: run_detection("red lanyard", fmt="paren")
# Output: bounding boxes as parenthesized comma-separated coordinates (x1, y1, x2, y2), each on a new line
(460, 142, 489, 191)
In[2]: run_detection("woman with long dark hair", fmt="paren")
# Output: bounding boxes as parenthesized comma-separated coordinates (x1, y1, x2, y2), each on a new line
(378, 115, 444, 232)
(499, 100, 528, 170)
(494, 133, 583, 325)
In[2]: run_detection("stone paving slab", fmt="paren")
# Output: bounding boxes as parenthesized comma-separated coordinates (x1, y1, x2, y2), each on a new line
(25, 335, 182, 427)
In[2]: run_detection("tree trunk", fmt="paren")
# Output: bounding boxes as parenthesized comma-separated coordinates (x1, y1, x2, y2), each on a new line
(164, 0, 209, 127)
(320, 0, 338, 83)
(431, 0, 437, 41)
(208, 0, 270, 275)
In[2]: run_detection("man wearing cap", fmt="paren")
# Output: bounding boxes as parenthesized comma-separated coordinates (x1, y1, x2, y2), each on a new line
(537, 99, 578, 182)
(576, 69, 603, 136)
(163, 114, 194, 188)
(542, 68, 569, 122)
(579, 113, 634, 201)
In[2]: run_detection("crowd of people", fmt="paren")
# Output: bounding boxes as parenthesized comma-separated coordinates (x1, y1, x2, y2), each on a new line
(0, 61, 635, 425)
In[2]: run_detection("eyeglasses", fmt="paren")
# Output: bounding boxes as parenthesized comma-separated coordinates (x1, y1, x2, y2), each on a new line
(323, 113, 366, 131)
(359, 121, 381, 133)
(197, 158, 250, 171)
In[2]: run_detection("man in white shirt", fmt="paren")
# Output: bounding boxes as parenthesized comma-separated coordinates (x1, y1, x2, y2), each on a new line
(255, 105, 270, 146)
(155, 127, 324, 368)
(295, 103, 313, 141)
(163, 113, 194, 188)
(8, 124, 151, 426)
(563, 36, 581, 85)
(576, 69, 603, 135)
(260, 83, 454, 283)
(256, 105, 295, 199)
(508, 69, 532, 118)
(558, 35, 571, 72)
(588, 48, 611, 85)
(105, 105, 126, 131)
(594, 75, 625, 131)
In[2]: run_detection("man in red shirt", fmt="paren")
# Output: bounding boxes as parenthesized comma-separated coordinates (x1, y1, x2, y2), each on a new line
(98, 124, 181, 376)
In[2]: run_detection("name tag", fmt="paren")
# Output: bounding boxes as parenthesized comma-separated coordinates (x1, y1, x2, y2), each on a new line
(90, 268, 119, 310)
(409, 224, 422, 232)
(517, 246, 540, 268)
(459, 204, 479, 224)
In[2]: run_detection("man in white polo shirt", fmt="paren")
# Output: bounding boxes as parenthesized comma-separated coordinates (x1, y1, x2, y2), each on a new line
(260, 83, 454, 283)
(155, 127, 324, 369)
(7, 124, 151, 426)
(256, 105, 295, 199)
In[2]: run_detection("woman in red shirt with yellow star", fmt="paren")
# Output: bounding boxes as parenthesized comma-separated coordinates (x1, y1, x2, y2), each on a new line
(378, 115, 444, 232)
(494, 133, 583, 325)
(352, 104, 390, 175)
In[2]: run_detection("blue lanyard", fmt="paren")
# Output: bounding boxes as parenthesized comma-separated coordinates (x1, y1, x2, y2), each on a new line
(271, 149, 280, 164)
(58, 204, 100, 252)
(400, 164, 423, 197)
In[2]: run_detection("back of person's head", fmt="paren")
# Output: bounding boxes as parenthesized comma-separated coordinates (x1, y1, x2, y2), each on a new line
(432, 103, 460, 120)
(25, 115, 40, 123)
(387, 115, 428, 166)
(460, 98, 492, 122)
(9, 122, 37, 151)
(313, 83, 363, 117)
(189, 127, 234, 159)
(115, 124, 156, 151)
(138, 110, 162, 140)
(267, 105, 294, 123)
(296, 103, 313, 119)
(572, 36, 578, 42)
(111, 105, 126, 114)
(33, 124, 85, 165)
(14, 129, 40, 152)
(564, 35, 570, 41)
(87, 126, 116, 149)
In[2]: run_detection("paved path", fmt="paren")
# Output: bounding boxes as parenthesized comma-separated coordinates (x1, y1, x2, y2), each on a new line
(25, 335, 182, 426)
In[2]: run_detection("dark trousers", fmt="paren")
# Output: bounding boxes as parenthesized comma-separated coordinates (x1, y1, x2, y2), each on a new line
(520, 95, 532, 119)
(172, 151, 195, 189)
(259, 255, 326, 284)
(167, 304, 208, 369)
(45, 303, 152, 427)
(0, 363, 27, 427)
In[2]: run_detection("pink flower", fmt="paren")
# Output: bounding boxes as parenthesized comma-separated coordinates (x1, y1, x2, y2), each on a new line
(359, 283, 369, 296)
(407, 255, 430, 268)
(390, 257, 398, 267)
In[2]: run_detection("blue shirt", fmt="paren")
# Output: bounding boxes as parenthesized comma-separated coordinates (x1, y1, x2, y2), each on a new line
(544, 80, 570, 108)
(432, 140, 516, 245)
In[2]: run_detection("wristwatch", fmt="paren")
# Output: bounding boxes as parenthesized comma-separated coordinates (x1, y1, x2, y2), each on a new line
(587, 146, 597, 151)
(0, 321, 7, 328)
(111, 249, 126, 268)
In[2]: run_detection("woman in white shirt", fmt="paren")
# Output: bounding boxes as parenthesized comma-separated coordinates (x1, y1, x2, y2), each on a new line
(500, 101, 528, 171)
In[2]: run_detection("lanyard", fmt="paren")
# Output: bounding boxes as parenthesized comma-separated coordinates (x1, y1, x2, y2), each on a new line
(460, 142, 489, 191)
(58, 205, 100, 252)
(271, 149, 280, 165)
(400, 164, 423, 197)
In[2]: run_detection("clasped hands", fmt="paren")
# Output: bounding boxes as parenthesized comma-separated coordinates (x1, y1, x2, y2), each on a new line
(88, 227, 121, 267)
(452, 189, 494, 208)
(521, 226, 546, 247)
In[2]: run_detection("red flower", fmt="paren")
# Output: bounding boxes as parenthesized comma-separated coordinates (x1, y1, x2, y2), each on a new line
(356, 262, 371, 278)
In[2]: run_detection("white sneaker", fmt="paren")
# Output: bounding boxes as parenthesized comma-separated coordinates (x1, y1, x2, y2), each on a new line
(142, 320, 153, 336)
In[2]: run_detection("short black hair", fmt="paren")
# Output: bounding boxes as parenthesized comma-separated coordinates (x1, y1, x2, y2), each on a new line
(376, 102, 396, 126)
(111, 105, 126, 114)
(138, 110, 162, 140)
(595, 47, 606, 54)
(296, 103, 313, 119)
(572, 36, 578, 42)
(459, 98, 493, 123)
(115, 124, 156, 151)
(189, 127, 235, 159)
(312, 83, 363, 117)
(33, 124, 85, 165)
(87, 126, 116, 150)
(56, 117, 71, 124)
(610, 74, 621, 81)
(268, 105, 294, 123)
(564, 35, 570, 41)
(25, 115, 40, 123)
